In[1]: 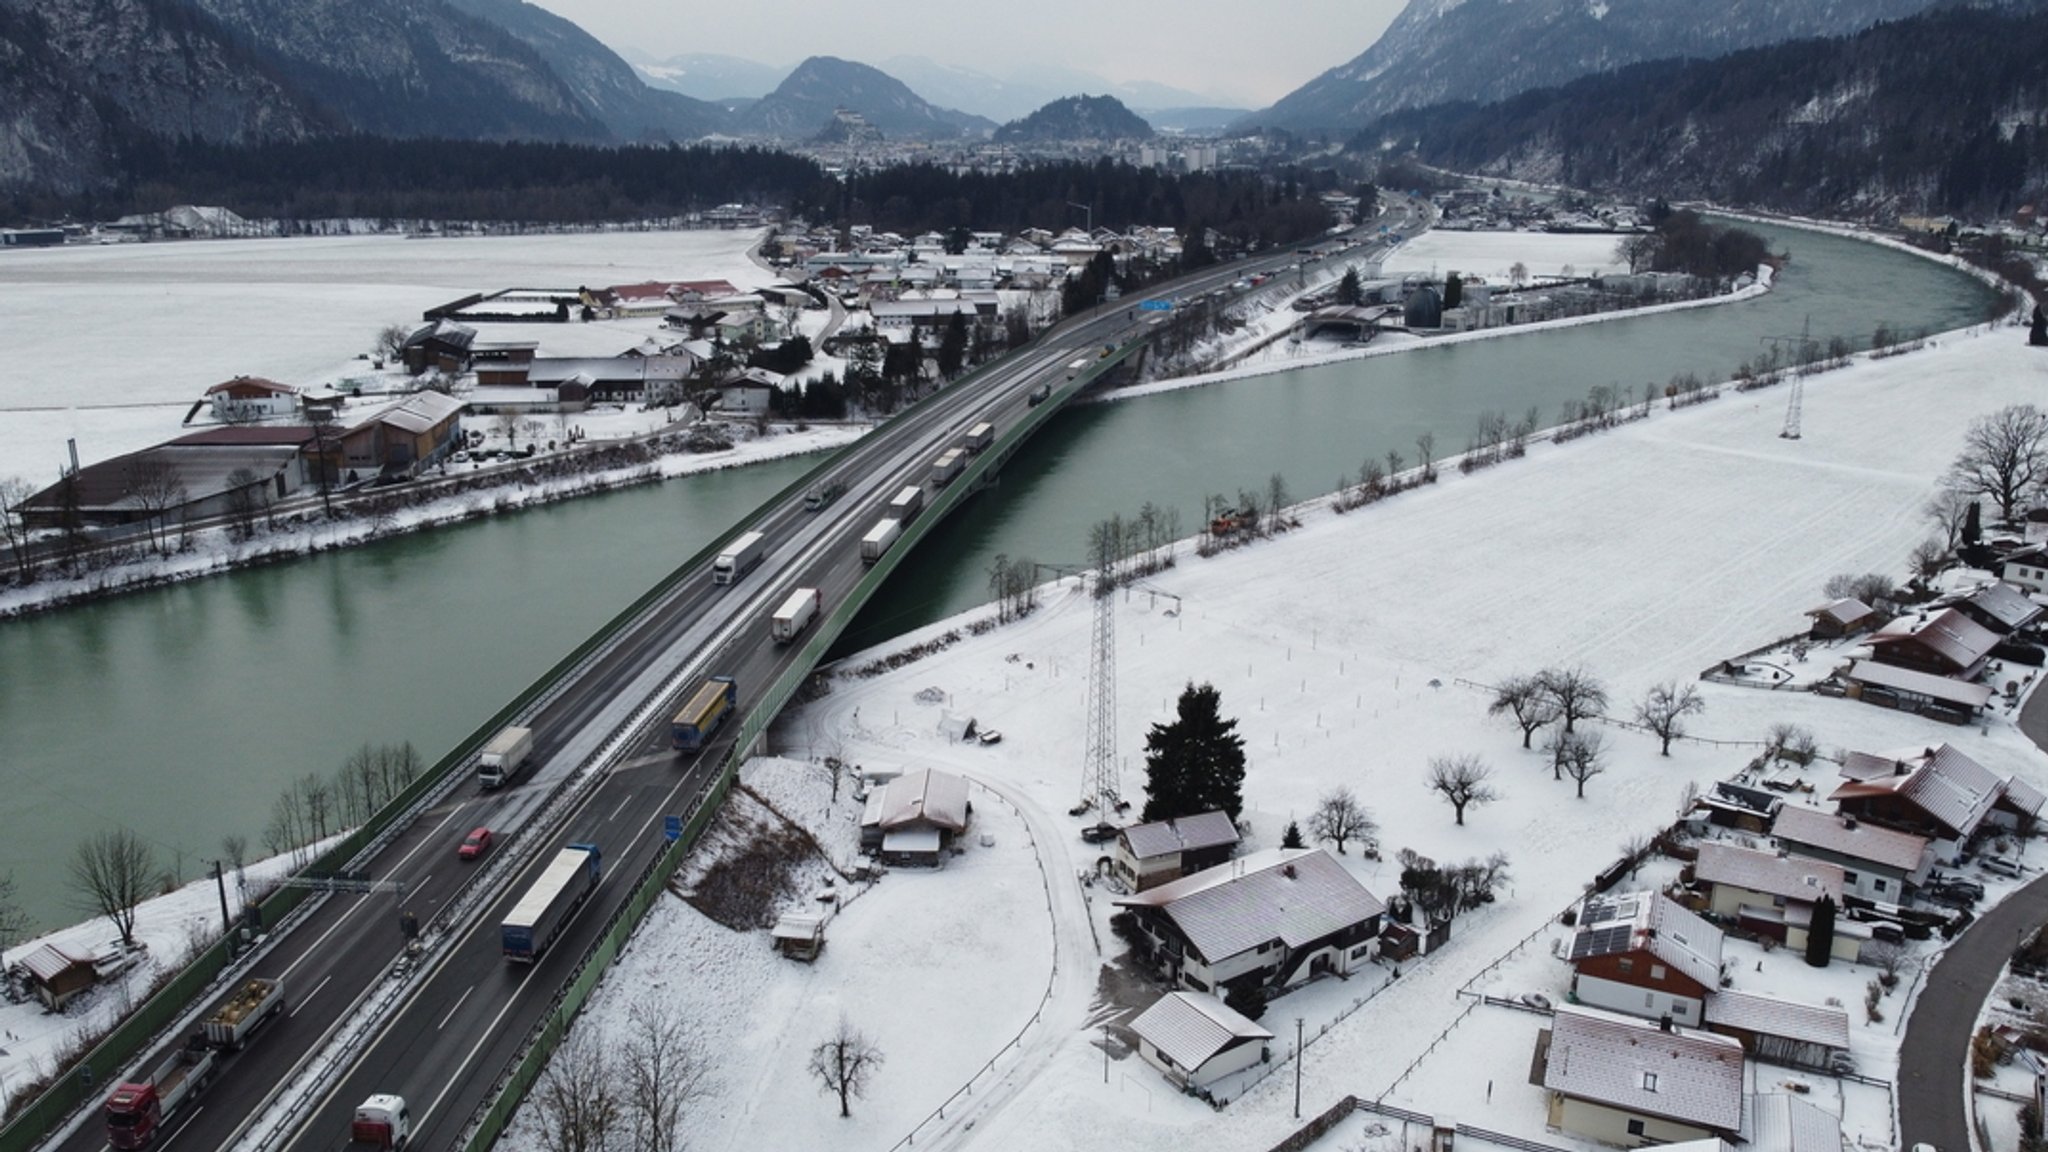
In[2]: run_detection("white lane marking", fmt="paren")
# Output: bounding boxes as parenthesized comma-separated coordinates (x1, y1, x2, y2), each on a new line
(289, 975, 332, 1018)
(437, 985, 476, 1032)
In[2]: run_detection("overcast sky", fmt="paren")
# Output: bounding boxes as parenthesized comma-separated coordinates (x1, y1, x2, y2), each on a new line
(525, 0, 1407, 108)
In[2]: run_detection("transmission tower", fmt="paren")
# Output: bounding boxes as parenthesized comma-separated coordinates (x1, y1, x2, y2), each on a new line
(1763, 316, 1815, 441)
(1080, 541, 1119, 818)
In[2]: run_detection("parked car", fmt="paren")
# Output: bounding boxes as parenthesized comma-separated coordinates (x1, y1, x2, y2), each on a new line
(1519, 992, 1554, 1011)
(458, 827, 493, 860)
(1981, 855, 2025, 878)
(977, 729, 1003, 746)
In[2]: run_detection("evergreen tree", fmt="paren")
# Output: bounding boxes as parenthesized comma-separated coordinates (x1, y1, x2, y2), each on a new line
(1805, 893, 1836, 968)
(1281, 820, 1305, 849)
(937, 313, 968, 378)
(1335, 268, 1363, 307)
(1442, 273, 1463, 310)
(1141, 682, 1247, 822)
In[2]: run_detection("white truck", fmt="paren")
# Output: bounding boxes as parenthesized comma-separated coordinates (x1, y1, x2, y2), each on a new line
(930, 449, 965, 487)
(860, 519, 901, 565)
(771, 588, 821, 643)
(478, 725, 534, 789)
(349, 1094, 412, 1149)
(887, 486, 923, 522)
(713, 530, 767, 585)
(201, 976, 286, 1051)
(964, 422, 995, 454)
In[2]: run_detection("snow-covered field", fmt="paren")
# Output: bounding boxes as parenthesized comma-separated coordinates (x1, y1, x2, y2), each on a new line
(1388, 229, 1628, 282)
(526, 311, 2048, 1150)
(0, 228, 769, 477)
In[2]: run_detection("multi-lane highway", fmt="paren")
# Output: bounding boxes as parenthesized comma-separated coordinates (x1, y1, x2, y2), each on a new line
(56, 201, 1427, 1152)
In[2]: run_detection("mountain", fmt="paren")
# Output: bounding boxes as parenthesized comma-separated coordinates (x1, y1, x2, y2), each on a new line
(1138, 107, 1252, 134)
(879, 56, 1243, 124)
(442, 0, 728, 140)
(735, 56, 994, 140)
(1239, 0, 1949, 137)
(1363, 2, 2048, 218)
(994, 95, 1152, 143)
(628, 51, 786, 102)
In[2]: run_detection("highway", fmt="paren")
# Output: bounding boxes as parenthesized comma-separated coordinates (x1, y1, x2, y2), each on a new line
(56, 199, 1427, 1152)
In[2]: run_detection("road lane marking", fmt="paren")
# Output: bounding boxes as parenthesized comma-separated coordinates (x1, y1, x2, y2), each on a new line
(289, 975, 332, 1018)
(158, 1105, 203, 1149)
(438, 985, 475, 1031)
(609, 794, 633, 822)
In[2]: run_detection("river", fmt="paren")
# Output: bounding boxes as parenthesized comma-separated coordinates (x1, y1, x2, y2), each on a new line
(0, 220, 2001, 931)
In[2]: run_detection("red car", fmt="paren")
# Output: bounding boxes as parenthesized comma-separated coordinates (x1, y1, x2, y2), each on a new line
(458, 827, 493, 860)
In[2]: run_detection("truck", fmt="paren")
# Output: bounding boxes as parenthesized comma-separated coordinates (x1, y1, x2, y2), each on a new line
(887, 485, 923, 522)
(477, 725, 534, 789)
(201, 976, 286, 1051)
(860, 519, 901, 565)
(712, 530, 767, 585)
(803, 481, 847, 511)
(771, 588, 821, 643)
(349, 1094, 412, 1149)
(671, 675, 737, 752)
(103, 1036, 218, 1149)
(963, 422, 994, 455)
(1064, 358, 1090, 381)
(501, 843, 603, 962)
(1028, 383, 1053, 407)
(929, 449, 965, 487)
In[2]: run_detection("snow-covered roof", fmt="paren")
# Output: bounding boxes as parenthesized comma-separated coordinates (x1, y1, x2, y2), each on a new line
(2007, 775, 2047, 819)
(861, 768, 969, 834)
(1129, 992, 1272, 1071)
(526, 358, 659, 386)
(1771, 804, 1929, 873)
(1567, 892, 1723, 991)
(1694, 843, 1842, 905)
(20, 943, 86, 983)
(206, 375, 296, 396)
(1114, 848, 1384, 963)
(1119, 810, 1240, 860)
(1868, 607, 1998, 671)
(370, 390, 463, 436)
(1804, 597, 1873, 626)
(1741, 1092, 1846, 1152)
(1843, 659, 1994, 708)
(1703, 990, 1849, 1051)
(1543, 1005, 1745, 1132)
(1827, 743, 2005, 839)
(771, 913, 824, 942)
(1964, 581, 2042, 630)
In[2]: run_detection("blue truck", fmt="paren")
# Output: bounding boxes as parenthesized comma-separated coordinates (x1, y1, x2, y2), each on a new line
(501, 843, 603, 963)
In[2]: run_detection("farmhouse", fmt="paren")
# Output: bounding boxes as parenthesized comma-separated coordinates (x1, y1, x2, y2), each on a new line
(1112, 810, 1241, 891)
(1692, 842, 1843, 952)
(1769, 804, 1931, 903)
(205, 376, 299, 422)
(1534, 1005, 1746, 1147)
(1128, 991, 1272, 1092)
(1951, 581, 2043, 635)
(1115, 847, 1384, 996)
(1827, 743, 2045, 856)
(1803, 597, 1876, 640)
(1566, 892, 1724, 1028)
(859, 768, 971, 866)
(400, 319, 476, 376)
(1865, 607, 1998, 679)
(338, 391, 463, 480)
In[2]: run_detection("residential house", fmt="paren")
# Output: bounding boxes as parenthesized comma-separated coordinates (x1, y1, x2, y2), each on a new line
(1113, 810, 1241, 892)
(1842, 659, 1995, 723)
(1535, 1005, 1746, 1147)
(712, 368, 783, 416)
(2001, 543, 2048, 594)
(1826, 743, 2046, 858)
(338, 391, 462, 480)
(1865, 607, 1999, 679)
(1770, 804, 1931, 904)
(205, 376, 299, 422)
(1953, 581, 2044, 635)
(859, 768, 972, 865)
(1129, 991, 1273, 1092)
(1566, 892, 1724, 1027)
(1694, 781, 1782, 834)
(1739, 1092, 1848, 1152)
(400, 319, 477, 376)
(1804, 598, 1877, 640)
(602, 279, 740, 317)
(1692, 843, 1844, 953)
(1702, 990, 1851, 1072)
(1115, 847, 1384, 996)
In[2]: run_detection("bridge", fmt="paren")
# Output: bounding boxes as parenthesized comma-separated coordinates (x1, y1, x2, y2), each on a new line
(13, 203, 1428, 1152)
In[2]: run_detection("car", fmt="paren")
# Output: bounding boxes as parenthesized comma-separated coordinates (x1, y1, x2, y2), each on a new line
(458, 826, 493, 860)
(1981, 855, 2025, 878)
(977, 729, 1003, 746)
(1519, 992, 1554, 1011)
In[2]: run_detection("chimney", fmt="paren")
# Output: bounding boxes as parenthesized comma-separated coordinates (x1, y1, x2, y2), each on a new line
(1281, 864, 1297, 879)
(1658, 1014, 1673, 1033)
(1844, 817, 1858, 830)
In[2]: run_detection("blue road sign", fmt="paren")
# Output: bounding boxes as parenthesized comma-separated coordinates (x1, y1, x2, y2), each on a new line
(664, 814, 682, 842)
(1139, 299, 1173, 311)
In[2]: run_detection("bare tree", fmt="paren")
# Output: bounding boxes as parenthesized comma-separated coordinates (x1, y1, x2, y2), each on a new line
(1764, 722, 1819, 765)
(809, 1016, 885, 1118)
(1426, 755, 1498, 826)
(622, 995, 709, 1152)
(1926, 483, 1976, 550)
(1822, 572, 1895, 608)
(69, 828, 157, 948)
(127, 457, 188, 556)
(1950, 404, 2048, 522)
(1909, 537, 1949, 579)
(375, 322, 411, 363)
(1415, 432, 1436, 481)
(1488, 674, 1559, 748)
(1558, 730, 1610, 798)
(1537, 666, 1608, 733)
(533, 1030, 622, 1152)
(299, 772, 334, 840)
(1616, 233, 1661, 274)
(1864, 940, 1908, 988)
(306, 409, 340, 518)
(1308, 788, 1378, 855)
(0, 871, 31, 957)
(222, 467, 269, 542)
(0, 475, 40, 585)
(1635, 681, 1705, 755)
(1266, 472, 1291, 534)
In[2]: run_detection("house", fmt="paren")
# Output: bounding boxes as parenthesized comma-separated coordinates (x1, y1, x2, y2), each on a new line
(1770, 804, 1930, 904)
(400, 319, 476, 376)
(526, 357, 691, 406)
(1702, 990, 1850, 1072)
(1953, 581, 2044, 635)
(1113, 810, 1241, 891)
(1804, 597, 1877, 640)
(1536, 1005, 1746, 1146)
(1128, 991, 1273, 1092)
(1114, 847, 1384, 996)
(205, 376, 299, 422)
(859, 768, 971, 865)
(602, 279, 742, 317)
(712, 369, 783, 416)
(338, 391, 463, 479)
(1827, 743, 2045, 855)
(1865, 607, 1999, 679)
(1842, 658, 1995, 723)
(2001, 544, 2048, 594)
(1740, 1092, 1848, 1152)
(1693, 843, 1843, 952)
(1567, 892, 1724, 1027)
(1694, 781, 1782, 833)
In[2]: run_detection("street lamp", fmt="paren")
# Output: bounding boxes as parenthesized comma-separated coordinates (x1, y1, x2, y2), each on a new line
(1067, 201, 1093, 234)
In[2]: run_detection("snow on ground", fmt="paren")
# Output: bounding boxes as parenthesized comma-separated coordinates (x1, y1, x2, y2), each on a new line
(519, 315, 2048, 1151)
(0, 228, 768, 474)
(1386, 230, 1628, 282)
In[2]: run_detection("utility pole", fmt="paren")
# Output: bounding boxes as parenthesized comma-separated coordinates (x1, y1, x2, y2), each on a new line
(211, 860, 232, 940)
(1762, 316, 1815, 441)
(1294, 1016, 1305, 1119)
(1080, 529, 1119, 823)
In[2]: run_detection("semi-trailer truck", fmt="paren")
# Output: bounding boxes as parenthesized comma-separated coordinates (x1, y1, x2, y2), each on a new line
(103, 1037, 217, 1149)
(501, 843, 603, 962)
(887, 485, 923, 522)
(712, 530, 767, 585)
(964, 422, 994, 454)
(771, 588, 821, 643)
(201, 977, 286, 1051)
(929, 449, 964, 487)
(803, 481, 846, 511)
(860, 519, 901, 565)
(477, 725, 534, 789)
(671, 675, 737, 752)
(349, 1095, 412, 1149)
